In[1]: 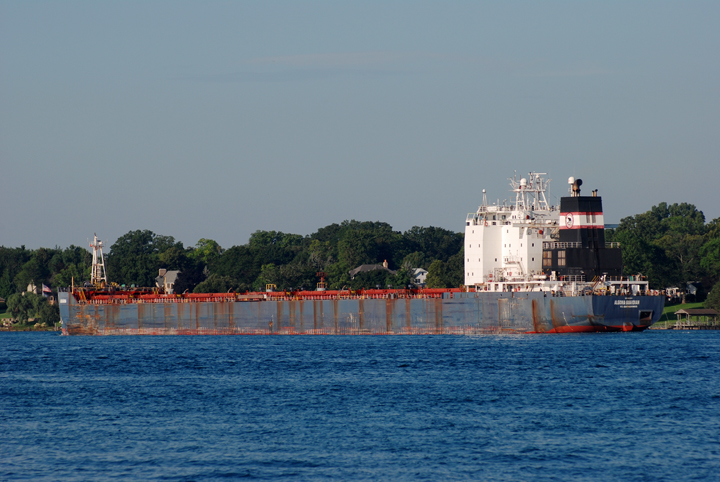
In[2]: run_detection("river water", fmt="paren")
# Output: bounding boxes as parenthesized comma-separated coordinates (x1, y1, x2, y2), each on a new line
(1, 331, 718, 481)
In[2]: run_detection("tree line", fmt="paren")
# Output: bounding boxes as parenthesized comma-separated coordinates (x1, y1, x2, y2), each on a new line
(103, 221, 464, 294)
(607, 202, 719, 303)
(1, 203, 720, 320)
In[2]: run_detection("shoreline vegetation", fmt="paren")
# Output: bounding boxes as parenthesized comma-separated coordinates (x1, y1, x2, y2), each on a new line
(0, 324, 59, 332)
(0, 308, 59, 332)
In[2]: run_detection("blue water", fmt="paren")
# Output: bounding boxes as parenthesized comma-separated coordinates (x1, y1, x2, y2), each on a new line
(1, 332, 719, 481)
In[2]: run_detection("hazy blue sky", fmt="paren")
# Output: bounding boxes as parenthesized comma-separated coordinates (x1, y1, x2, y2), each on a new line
(1, 1, 718, 250)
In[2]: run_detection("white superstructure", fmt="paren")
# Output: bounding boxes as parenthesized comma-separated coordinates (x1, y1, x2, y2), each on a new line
(464, 172, 559, 291)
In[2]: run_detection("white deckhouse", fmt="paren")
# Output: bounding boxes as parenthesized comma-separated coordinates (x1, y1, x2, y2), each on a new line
(464, 172, 559, 291)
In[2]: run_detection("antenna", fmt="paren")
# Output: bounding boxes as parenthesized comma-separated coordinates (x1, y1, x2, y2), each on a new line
(89, 233, 107, 287)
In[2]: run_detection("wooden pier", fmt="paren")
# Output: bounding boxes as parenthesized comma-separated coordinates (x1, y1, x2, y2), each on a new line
(668, 308, 719, 330)
(670, 321, 720, 330)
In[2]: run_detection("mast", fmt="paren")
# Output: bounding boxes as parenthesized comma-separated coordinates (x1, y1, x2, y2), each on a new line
(509, 172, 551, 213)
(89, 233, 107, 287)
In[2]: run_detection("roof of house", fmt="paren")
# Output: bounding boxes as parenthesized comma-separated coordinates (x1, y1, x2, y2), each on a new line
(348, 264, 397, 278)
(156, 270, 181, 286)
(675, 309, 719, 316)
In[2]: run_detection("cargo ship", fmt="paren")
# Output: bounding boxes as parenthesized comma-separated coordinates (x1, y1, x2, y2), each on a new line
(58, 173, 663, 335)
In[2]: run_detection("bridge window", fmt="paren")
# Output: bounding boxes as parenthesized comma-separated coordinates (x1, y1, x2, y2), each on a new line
(558, 250, 566, 267)
(543, 251, 552, 268)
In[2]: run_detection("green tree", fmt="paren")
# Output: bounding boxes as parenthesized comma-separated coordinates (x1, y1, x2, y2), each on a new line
(307, 239, 333, 270)
(402, 251, 429, 271)
(0, 246, 31, 297)
(193, 274, 240, 293)
(36, 298, 60, 325)
(54, 264, 85, 288)
(0, 270, 15, 300)
(253, 263, 280, 291)
(210, 245, 261, 288)
(348, 269, 392, 291)
(402, 226, 463, 263)
(13, 258, 47, 293)
(425, 260, 446, 288)
(387, 263, 415, 289)
(445, 252, 464, 287)
(654, 233, 705, 285)
(337, 231, 380, 270)
(190, 238, 223, 265)
(613, 202, 708, 289)
(705, 218, 720, 239)
(106, 230, 183, 287)
(424, 252, 464, 288)
(50, 246, 91, 288)
(704, 281, 720, 311)
(700, 238, 720, 282)
(6, 293, 34, 323)
(4, 292, 57, 324)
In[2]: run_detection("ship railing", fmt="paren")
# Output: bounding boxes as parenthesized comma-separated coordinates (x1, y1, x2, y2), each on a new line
(558, 275, 586, 282)
(603, 276, 623, 282)
(543, 242, 582, 249)
(605, 242, 621, 248)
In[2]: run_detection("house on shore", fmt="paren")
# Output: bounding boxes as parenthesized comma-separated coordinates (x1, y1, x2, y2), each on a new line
(156, 269, 181, 294)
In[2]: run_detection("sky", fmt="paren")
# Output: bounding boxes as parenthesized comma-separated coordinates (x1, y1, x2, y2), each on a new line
(1, 1, 718, 251)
